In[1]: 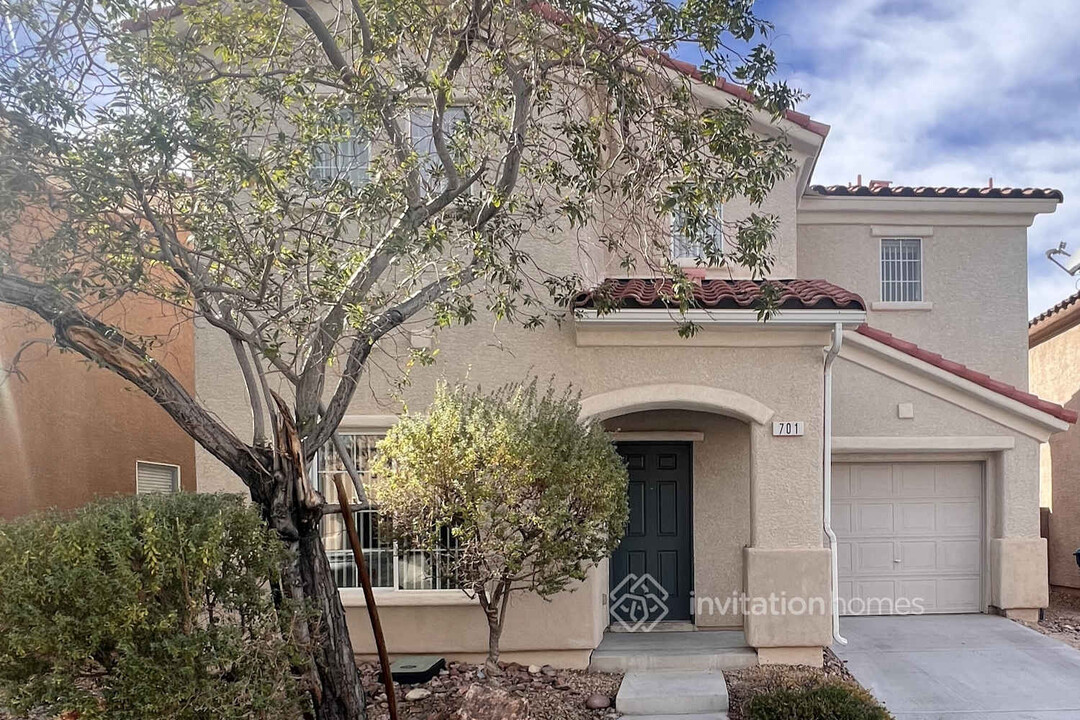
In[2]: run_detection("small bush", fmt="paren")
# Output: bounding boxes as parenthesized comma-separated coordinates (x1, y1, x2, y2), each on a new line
(0, 493, 308, 720)
(747, 681, 892, 720)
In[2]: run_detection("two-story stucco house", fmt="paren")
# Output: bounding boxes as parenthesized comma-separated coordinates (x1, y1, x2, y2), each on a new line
(194, 72, 1075, 669)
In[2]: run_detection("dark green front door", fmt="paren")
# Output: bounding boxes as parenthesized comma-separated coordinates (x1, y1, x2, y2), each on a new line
(609, 443, 693, 626)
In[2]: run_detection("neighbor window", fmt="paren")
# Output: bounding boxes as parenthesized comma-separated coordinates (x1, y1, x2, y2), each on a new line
(136, 461, 179, 494)
(880, 238, 923, 302)
(315, 433, 459, 591)
(311, 114, 369, 186)
(671, 206, 723, 261)
(410, 106, 468, 191)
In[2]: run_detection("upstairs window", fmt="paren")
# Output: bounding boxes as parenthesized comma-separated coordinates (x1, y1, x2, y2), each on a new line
(671, 206, 723, 262)
(410, 106, 468, 192)
(881, 238, 923, 302)
(311, 116, 369, 186)
(315, 433, 460, 591)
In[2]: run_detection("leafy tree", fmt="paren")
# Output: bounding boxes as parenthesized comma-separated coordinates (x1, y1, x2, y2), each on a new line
(371, 381, 628, 675)
(0, 0, 799, 715)
(0, 493, 307, 720)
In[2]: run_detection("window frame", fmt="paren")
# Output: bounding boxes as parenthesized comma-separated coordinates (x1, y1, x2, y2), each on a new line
(878, 237, 925, 304)
(135, 460, 181, 494)
(310, 112, 370, 187)
(670, 205, 724, 264)
(313, 429, 465, 602)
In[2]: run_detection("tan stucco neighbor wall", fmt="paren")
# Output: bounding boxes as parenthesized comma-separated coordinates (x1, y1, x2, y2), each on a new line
(1029, 323, 1080, 589)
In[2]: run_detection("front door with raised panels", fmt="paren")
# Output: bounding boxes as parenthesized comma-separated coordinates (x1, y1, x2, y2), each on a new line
(609, 443, 693, 623)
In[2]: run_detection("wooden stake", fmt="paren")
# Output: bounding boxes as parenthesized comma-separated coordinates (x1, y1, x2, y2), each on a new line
(331, 473, 399, 720)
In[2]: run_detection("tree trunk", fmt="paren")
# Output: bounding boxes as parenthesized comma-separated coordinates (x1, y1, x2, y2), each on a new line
(259, 462, 366, 720)
(484, 607, 502, 677)
(296, 528, 366, 720)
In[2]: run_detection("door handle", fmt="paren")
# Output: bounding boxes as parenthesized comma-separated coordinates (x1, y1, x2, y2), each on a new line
(893, 558, 901, 564)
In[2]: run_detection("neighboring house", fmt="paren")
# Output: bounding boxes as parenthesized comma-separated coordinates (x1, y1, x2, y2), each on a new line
(1029, 292, 1080, 592)
(194, 75, 1075, 667)
(0, 216, 197, 517)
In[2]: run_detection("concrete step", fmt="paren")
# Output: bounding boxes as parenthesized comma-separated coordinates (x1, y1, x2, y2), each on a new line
(589, 631, 757, 672)
(616, 670, 729, 716)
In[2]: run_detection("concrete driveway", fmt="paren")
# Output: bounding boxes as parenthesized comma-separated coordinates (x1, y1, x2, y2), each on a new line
(833, 614, 1080, 719)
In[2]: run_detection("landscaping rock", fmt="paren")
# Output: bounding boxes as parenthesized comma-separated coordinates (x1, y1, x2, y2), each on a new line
(405, 688, 433, 701)
(541, 664, 557, 677)
(528, 664, 542, 675)
(585, 693, 611, 709)
(452, 683, 528, 720)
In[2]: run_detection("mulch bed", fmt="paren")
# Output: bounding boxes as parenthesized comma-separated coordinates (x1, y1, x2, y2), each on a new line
(359, 661, 622, 720)
(723, 649, 870, 720)
(1016, 588, 1080, 650)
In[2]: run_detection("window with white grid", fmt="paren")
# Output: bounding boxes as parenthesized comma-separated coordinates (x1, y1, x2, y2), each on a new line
(315, 433, 459, 591)
(880, 238, 923, 302)
(311, 117, 369, 186)
(410, 106, 468, 193)
(671, 206, 723, 261)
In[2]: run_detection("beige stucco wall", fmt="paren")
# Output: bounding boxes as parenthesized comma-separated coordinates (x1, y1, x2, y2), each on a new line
(1030, 324, 1080, 588)
(798, 223, 1030, 388)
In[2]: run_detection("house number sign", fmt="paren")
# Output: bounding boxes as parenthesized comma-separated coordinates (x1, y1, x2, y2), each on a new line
(772, 421, 804, 437)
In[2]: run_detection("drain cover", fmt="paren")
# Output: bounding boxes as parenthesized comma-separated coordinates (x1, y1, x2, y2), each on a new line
(390, 655, 446, 684)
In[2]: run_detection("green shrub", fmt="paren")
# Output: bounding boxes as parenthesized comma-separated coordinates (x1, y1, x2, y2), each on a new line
(0, 493, 308, 720)
(747, 681, 892, 720)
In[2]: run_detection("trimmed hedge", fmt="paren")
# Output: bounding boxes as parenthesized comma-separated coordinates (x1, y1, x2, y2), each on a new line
(0, 493, 308, 720)
(747, 681, 892, 720)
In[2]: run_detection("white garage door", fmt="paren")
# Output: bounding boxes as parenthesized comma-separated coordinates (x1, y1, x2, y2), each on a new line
(832, 462, 983, 615)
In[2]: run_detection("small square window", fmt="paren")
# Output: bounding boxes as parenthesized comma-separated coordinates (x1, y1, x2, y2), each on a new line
(881, 238, 922, 302)
(671, 206, 723, 261)
(136, 461, 179, 494)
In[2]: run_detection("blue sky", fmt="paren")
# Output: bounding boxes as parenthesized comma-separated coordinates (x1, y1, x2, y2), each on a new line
(684, 0, 1080, 317)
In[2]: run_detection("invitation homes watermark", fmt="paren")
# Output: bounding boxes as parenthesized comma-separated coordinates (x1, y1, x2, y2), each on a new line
(609, 572, 926, 631)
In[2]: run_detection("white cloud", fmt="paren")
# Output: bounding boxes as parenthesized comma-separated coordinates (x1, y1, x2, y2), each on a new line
(765, 0, 1080, 317)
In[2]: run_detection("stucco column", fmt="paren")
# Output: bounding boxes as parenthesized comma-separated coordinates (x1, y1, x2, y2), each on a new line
(990, 441, 1048, 622)
(744, 420, 831, 666)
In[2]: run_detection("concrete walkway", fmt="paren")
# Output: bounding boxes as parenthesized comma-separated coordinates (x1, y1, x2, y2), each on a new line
(833, 614, 1080, 719)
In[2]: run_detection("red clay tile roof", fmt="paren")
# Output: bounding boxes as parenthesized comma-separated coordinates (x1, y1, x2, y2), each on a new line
(574, 278, 865, 311)
(808, 185, 1064, 201)
(1030, 290, 1080, 328)
(856, 324, 1077, 424)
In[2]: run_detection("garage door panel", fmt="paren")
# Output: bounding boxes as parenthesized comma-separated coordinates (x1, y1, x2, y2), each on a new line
(856, 542, 896, 573)
(936, 464, 982, 497)
(857, 503, 894, 534)
(899, 540, 937, 571)
(832, 465, 852, 498)
(833, 462, 983, 616)
(896, 502, 937, 533)
(897, 464, 936, 496)
(937, 501, 980, 534)
(852, 465, 894, 497)
(940, 539, 981, 573)
(937, 577, 981, 611)
(832, 503, 852, 533)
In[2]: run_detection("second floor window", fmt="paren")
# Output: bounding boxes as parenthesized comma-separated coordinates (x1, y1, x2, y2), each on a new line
(881, 238, 923, 302)
(312, 125, 369, 187)
(315, 433, 460, 591)
(410, 106, 468, 192)
(671, 206, 723, 262)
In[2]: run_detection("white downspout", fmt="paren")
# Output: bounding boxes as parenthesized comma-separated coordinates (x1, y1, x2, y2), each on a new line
(823, 321, 847, 646)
